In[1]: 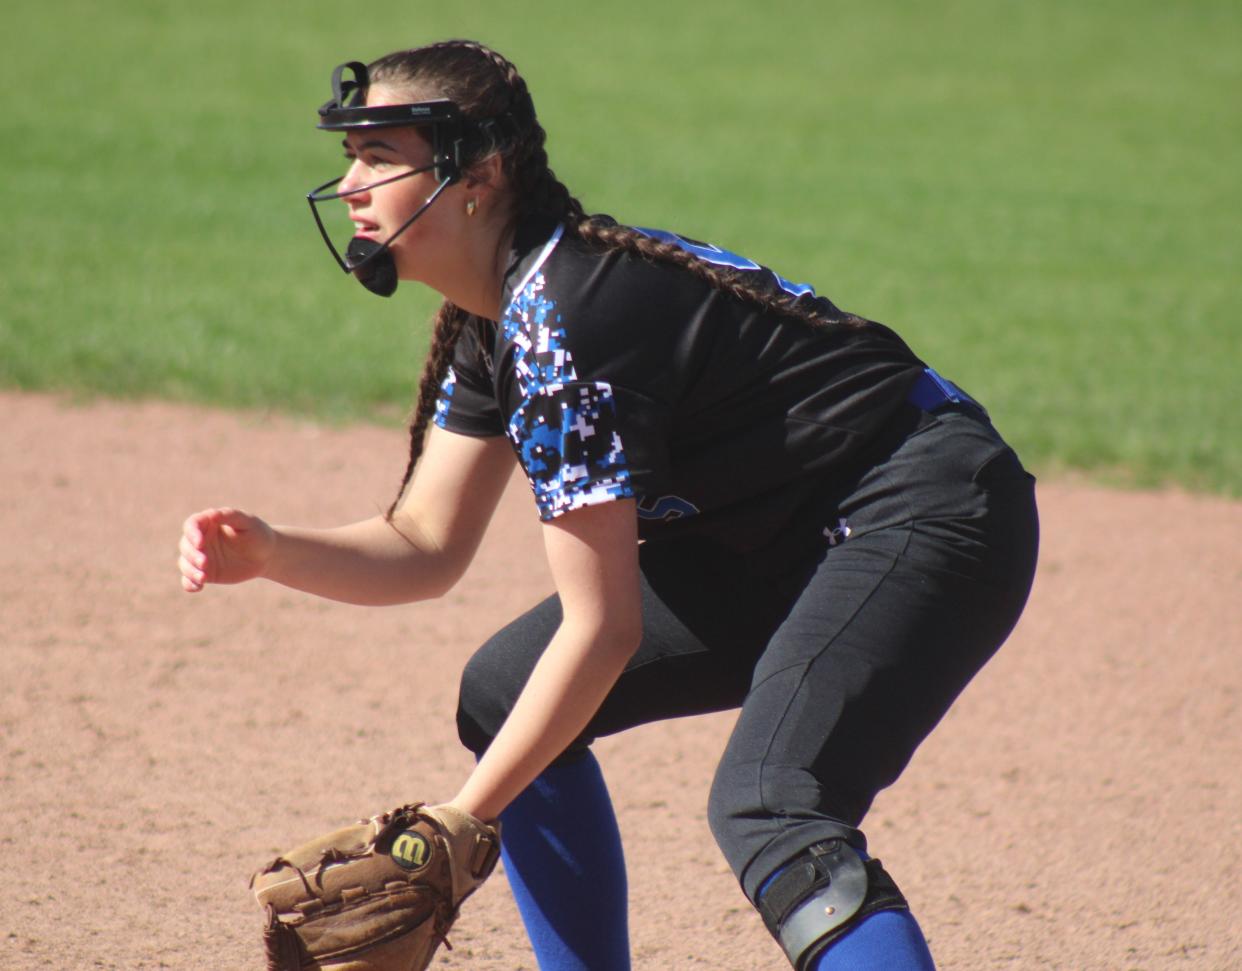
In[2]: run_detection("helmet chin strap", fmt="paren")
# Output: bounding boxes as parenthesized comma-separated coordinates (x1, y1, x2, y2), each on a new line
(344, 237, 398, 297)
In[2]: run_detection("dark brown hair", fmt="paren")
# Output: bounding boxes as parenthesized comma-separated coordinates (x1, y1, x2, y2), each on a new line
(371, 39, 865, 518)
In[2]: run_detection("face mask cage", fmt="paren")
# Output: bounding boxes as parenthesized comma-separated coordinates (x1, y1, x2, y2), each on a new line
(307, 61, 472, 297)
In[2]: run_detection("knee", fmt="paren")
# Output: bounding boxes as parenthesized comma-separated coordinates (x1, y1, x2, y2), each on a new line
(706, 757, 786, 883)
(455, 595, 563, 757)
(706, 756, 812, 862)
(706, 756, 865, 903)
(455, 639, 517, 757)
(705, 760, 747, 851)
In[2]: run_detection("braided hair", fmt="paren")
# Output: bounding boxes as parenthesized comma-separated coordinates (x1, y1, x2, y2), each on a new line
(369, 40, 866, 518)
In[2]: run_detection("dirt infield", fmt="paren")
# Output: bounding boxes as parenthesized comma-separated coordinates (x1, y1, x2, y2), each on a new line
(1, 390, 1239, 970)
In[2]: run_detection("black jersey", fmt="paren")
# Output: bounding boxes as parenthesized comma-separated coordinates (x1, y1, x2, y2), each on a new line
(434, 216, 927, 549)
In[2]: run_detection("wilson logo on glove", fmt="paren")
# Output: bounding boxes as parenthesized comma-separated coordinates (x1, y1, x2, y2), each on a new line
(391, 830, 431, 870)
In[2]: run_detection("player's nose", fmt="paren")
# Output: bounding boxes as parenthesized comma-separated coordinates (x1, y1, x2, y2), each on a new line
(338, 159, 370, 199)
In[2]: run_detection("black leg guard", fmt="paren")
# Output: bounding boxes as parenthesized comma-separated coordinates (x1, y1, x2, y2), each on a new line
(757, 839, 909, 970)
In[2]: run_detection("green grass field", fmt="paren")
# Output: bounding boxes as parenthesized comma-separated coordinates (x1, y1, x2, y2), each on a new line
(3, 0, 1238, 493)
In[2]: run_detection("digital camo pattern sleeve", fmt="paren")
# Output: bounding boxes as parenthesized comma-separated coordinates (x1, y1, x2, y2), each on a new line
(502, 260, 636, 521)
(433, 320, 504, 437)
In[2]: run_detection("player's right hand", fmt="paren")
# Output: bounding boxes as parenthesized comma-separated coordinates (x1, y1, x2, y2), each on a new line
(178, 507, 276, 593)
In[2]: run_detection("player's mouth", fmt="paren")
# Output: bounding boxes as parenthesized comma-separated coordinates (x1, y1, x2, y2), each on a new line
(349, 217, 382, 239)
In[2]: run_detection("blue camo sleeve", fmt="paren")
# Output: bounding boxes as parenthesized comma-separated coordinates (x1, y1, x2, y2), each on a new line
(500, 257, 670, 521)
(508, 381, 634, 520)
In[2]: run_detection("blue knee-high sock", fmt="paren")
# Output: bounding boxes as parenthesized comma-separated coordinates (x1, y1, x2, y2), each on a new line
(810, 908, 936, 971)
(499, 752, 630, 971)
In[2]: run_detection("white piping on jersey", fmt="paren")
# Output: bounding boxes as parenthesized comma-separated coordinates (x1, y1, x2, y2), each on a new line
(505, 222, 565, 319)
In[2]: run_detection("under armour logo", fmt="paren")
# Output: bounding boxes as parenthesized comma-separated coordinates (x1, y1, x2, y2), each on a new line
(637, 494, 701, 522)
(823, 517, 852, 546)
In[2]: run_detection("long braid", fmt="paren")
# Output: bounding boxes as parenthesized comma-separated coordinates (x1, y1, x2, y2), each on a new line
(385, 302, 471, 519)
(570, 217, 867, 330)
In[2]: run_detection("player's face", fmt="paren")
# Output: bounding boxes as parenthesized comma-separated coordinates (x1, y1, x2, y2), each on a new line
(337, 86, 462, 284)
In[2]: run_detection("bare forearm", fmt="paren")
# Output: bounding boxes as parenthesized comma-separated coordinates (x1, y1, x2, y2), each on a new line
(263, 515, 461, 606)
(178, 433, 513, 603)
(451, 619, 640, 820)
(447, 497, 642, 820)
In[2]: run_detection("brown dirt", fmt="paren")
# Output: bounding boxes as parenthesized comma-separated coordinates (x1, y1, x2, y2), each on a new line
(1, 390, 1239, 970)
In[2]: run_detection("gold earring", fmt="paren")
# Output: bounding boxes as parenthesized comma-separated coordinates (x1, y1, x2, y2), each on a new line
(466, 198, 478, 217)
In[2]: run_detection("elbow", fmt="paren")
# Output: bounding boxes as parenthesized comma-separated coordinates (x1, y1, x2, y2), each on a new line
(419, 553, 470, 600)
(614, 616, 643, 658)
(385, 510, 473, 601)
(605, 590, 644, 657)
(564, 611, 643, 661)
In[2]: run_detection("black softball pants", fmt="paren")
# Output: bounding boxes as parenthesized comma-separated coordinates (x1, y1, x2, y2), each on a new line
(457, 403, 1039, 903)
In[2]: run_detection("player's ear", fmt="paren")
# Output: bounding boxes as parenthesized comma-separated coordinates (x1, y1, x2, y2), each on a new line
(463, 152, 504, 192)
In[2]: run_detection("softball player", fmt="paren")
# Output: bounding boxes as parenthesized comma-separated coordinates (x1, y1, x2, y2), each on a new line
(178, 40, 1039, 970)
